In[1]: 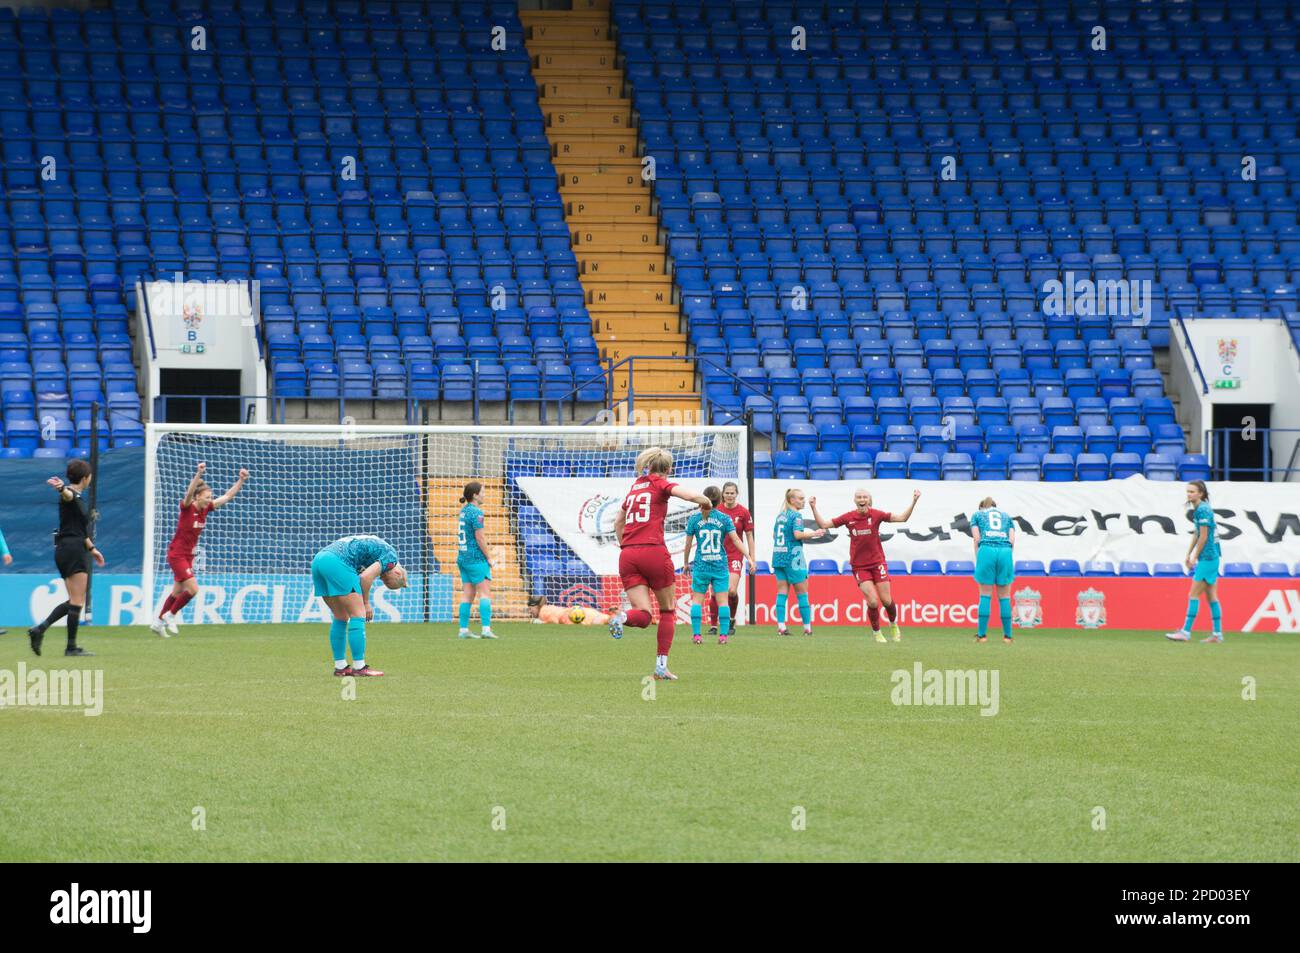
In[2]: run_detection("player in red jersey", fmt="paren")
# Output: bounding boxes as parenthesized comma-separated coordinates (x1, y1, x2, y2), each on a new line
(607, 447, 711, 681)
(810, 487, 920, 643)
(150, 462, 248, 638)
(710, 481, 754, 635)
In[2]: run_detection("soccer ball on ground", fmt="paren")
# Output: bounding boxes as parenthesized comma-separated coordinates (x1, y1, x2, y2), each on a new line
(568, 606, 586, 624)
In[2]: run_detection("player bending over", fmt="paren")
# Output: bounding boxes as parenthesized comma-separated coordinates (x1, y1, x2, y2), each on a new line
(771, 488, 825, 636)
(683, 485, 754, 645)
(310, 534, 407, 676)
(1166, 480, 1224, 643)
(810, 487, 920, 643)
(971, 497, 1016, 643)
(606, 447, 712, 681)
(456, 481, 496, 640)
(152, 462, 248, 638)
(710, 481, 754, 636)
(527, 595, 611, 627)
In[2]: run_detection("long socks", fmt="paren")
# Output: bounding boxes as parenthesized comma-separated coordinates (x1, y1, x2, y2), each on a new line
(999, 597, 1012, 639)
(458, 601, 471, 629)
(690, 603, 703, 637)
(65, 604, 81, 650)
(330, 618, 348, 667)
(625, 608, 652, 628)
(796, 593, 812, 629)
(656, 613, 674, 656)
(867, 605, 881, 631)
(978, 595, 991, 638)
(1182, 598, 1199, 633)
(1209, 600, 1222, 636)
(36, 600, 70, 633)
(774, 592, 788, 625)
(347, 617, 366, 668)
(719, 604, 731, 637)
(480, 598, 492, 631)
(884, 601, 897, 624)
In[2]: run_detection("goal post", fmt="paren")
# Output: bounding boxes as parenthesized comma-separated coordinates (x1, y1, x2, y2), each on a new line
(143, 423, 751, 625)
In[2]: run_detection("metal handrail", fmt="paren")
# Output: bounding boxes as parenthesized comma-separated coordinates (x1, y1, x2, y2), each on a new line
(549, 352, 776, 440)
(1173, 305, 1209, 396)
(1205, 426, 1300, 481)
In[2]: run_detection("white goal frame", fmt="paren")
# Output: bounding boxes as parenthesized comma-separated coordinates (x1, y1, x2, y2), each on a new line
(143, 423, 751, 623)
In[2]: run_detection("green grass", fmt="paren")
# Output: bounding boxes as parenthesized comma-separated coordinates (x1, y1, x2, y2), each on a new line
(1, 622, 1296, 862)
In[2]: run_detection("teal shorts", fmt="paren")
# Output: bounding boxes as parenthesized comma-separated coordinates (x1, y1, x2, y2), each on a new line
(690, 564, 730, 594)
(773, 564, 808, 585)
(312, 550, 361, 598)
(974, 547, 1015, 586)
(1192, 558, 1220, 584)
(458, 560, 491, 586)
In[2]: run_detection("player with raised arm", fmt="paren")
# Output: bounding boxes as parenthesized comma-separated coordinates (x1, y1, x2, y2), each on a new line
(1166, 480, 1225, 643)
(771, 488, 825, 636)
(310, 534, 408, 677)
(606, 447, 712, 681)
(970, 497, 1016, 643)
(456, 481, 496, 640)
(526, 595, 611, 627)
(810, 488, 920, 643)
(683, 485, 754, 645)
(27, 460, 104, 656)
(151, 462, 248, 638)
(711, 481, 754, 636)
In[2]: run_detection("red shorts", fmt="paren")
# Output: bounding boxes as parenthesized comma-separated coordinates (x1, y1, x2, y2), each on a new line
(853, 562, 890, 585)
(726, 555, 744, 576)
(167, 552, 195, 583)
(619, 545, 675, 592)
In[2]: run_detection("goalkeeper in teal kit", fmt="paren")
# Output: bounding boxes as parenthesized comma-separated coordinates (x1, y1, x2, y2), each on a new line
(970, 497, 1016, 643)
(310, 534, 408, 676)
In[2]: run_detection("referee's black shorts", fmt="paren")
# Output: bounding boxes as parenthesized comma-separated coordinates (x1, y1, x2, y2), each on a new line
(54, 538, 91, 579)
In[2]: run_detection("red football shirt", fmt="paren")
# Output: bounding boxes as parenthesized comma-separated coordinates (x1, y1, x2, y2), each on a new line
(832, 508, 892, 568)
(619, 473, 677, 547)
(168, 502, 215, 558)
(718, 503, 752, 558)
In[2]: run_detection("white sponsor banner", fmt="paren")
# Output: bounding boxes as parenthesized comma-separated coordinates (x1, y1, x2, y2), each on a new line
(517, 477, 1300, 571)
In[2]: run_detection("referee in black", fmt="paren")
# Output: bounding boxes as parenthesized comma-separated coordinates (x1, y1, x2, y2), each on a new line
(27, 459, 104, 656)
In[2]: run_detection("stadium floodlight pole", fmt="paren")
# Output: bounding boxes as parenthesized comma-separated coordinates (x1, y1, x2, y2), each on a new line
(746, 407, 756, 626)
(86, 402, 100, 624)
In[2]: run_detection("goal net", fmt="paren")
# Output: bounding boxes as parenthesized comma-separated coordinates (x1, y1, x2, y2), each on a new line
(144, 424, 749, 624)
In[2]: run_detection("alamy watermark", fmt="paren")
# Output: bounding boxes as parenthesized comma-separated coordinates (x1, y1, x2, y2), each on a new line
(1041, 272, 1152, 327)
(890, 662, 1000, 716)
(0, 663, 104, 716)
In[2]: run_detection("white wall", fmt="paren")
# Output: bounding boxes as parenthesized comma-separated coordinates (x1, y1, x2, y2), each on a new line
(1168, 318, 1300, 479)
(136, 278, 267, 424)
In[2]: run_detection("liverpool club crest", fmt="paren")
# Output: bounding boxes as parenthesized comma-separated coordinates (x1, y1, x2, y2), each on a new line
(1012, 586, 1043, 629)
(1075, 587, 1107, 629)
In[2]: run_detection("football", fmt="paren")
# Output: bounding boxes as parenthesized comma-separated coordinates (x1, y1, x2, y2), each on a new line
(568, 606, 586, 624)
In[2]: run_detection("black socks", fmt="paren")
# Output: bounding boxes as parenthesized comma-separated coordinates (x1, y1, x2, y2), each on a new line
(65, 604, 81, 650)
(38, 601, 71, 633)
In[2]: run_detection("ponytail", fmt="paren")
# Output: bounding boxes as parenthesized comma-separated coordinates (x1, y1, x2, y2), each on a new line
(460, 481, 482, 505)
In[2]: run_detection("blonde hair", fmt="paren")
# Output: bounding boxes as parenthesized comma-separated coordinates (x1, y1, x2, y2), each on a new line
(783, 487, 802, 509)
(636, 446, 673, 475)
(979, 496, 997, 509)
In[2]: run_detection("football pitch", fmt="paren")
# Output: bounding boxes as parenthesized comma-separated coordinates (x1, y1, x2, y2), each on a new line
(1, 623, 1295, 862)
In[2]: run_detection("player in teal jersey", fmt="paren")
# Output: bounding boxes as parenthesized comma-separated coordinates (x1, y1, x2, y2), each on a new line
(1166, 480, 1225, 643)
(310, 534, 407, 676)
(456, 481, 497, 640)
(970, 496, 1016, 643)
(770, 488, 826, 636)
(682, 485, 754, 645)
